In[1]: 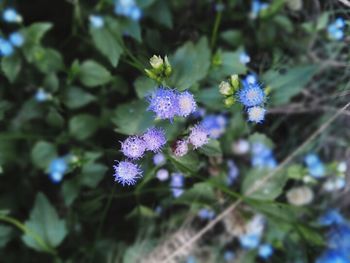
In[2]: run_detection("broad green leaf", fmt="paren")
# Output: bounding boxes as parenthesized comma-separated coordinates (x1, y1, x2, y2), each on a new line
(90, 26, 123, 67)
(195, 87, 223, 110)
(46, 108, 64, 128)
(169, 152, 200, 175)
(79, 60, 111, 88)
(34, 48, 64, 73)
(287, 164, 306, 180)
(23, 23, 53, 44)
(296, 224, 325, 246)
(31, 141, 57, 170)
(120, 20, 142, 42)
(112, 100, 154, 135)
(220, 30, 243, 47)
(169, 37, 211, 91)
(199, 140, 222, 156)
(64, 87, 96, 109)
(69, 114, 99, 140)
(80, 162, 108, 188)
(1, 54, 21, 83)
(0, 225, 13, 247)
(210, 50, 247, 79)
(134, 76, 156, 98)
(22, 193, 67, 250)
(263, 65, 318, 106)
(241, 168, 287, 200)
(62, 179, 80, 206)
(147, 0, 173, 28)
(177, 182, 215, 206)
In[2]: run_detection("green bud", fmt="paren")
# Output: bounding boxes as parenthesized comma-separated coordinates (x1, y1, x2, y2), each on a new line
(230, 74, 240, 91)
(145, 69, 158, 81)
(149, 55, 164, 69)
(264, 85, 272, 95)
(219, 81, 233, 96)
(164, 55, 172, 77)
(224, 97, 235, 107)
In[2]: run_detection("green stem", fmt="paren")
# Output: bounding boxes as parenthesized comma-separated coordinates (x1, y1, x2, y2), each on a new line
(0, 214, 57, 255)
(210, 9, 223, 49)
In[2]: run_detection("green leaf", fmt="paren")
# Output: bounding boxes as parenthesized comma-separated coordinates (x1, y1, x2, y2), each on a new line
(112, 100, 154, 135)
(168, 37, 211, 91)
(263, 65, 318, 106)
(210, 50, 247, 79)
(241, 168, 287, 200)
(199, 139, 222, 156)
(69, 114, 99, 140)
(169, 152, 200, 175)
(287, 164, 305, 180)
(46, 108, 64, 128)
(23, 23, 53, 44)
(147, 0, 173, 28)
(1, 54, 21, 83)
(120, 20, 142, 42)
(34, 48, 64, 73)
(22, 193, 67, 250)
(296, 225, 325, 246)
(0, 225, 13, 247)
(220, 30, 243, 47)
(80, 162, 108, 188)
(62, 179, 80, 206)
(195, 87, 223, 110)
(178, 182, 215, 206)
(126, 205, 157, 219)
(90, 26, 123, 67)
(134, 76, 156, 98)
(31, 141, 57, 170)
(79, 60, 111, 88)
(63, 87, 96, 109)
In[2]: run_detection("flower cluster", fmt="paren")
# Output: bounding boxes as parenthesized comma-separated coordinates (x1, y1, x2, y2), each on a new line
(148, 87, 197, 120)
(0, 8, 25, 57)
(114, 0, 141, 21)
(219, 74, 267, 123)
(170, 172, 185, 198)
(48, 157, 68, 183)
(201, 114, 227, 139)
(114, 128, 166, 185)
(145, 55, 172, 83)
(327, 18, 346, 41)
(316, 211, 350, 263)
(251, 142, 277, 169)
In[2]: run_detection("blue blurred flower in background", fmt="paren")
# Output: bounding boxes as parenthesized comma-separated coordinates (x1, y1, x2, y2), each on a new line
(170, 173, 184, 198)
(258, 244, 274, 259)
(223, 250, 235, 262)
(316, 249, 349, 263)
(250, 0, 269, 19)
(328, 18, 346, 40)
(48, 157, 68, 183)
(227, 160, 239, 186)
(201, 114, 227, 139)
(239, 51, 251, 65)
(114, 0, 142, 21)
(319, 210, 345, 226)
(251, 143, 277, 169)
(89, 15, 104, 28)
(3, 8, 22, 23)
(197, 208, 215, 220)
(9, 32, 24, 47)
(34, 89, 51, 102)
(0, 38, 14, 57)
(304, 153, 325, 178)
(153, 152, 166, 166)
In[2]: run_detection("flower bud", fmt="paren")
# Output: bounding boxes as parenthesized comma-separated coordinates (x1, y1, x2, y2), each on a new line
(149, 55, 164, 69)
(286, 186, 314, 206)
(219, 81, 233, 96)
(230, 74, 240, 91)
(224, 97, 235, 107)
(164, 55, 172, 77)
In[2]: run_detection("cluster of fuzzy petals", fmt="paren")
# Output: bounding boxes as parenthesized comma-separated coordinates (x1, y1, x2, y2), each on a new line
(188, 124, 209, 149)
(113, 161, 142, 186)
(178, 91, 197, 117)
(247, 106, 266, 123)
(120, 136, 146, 159)
(147, 88, 180, 120)
(142, 128, 166, 152)
(238, 84, 265, 107)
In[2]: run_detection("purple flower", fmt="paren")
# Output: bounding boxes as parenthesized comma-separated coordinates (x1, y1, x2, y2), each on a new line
(120, 136, 146, 159)
(173, 140, 189, 157)
(178, 91, 197, 117)
(153, 153, 166, 166)
(147, 87, 180, 120)
(113, 161, 142, 186)
(170, 173, 185, 198)
(201, 114, 227, 139)
(156, 168, 169, 181)
(237, 82, 265, 107)
(188, 124, 209, 149)
(198, 208, 215, 220)
(227, 160, 239, 185)
(142, 128, 166, 152)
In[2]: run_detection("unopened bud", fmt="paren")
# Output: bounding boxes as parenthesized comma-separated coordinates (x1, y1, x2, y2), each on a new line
(219, 81, 233, 96)
(150, 55, 164, 69)
(230, 74, 240, 91)
(164, 55, 172, 77)
(224, 97, 235, 107)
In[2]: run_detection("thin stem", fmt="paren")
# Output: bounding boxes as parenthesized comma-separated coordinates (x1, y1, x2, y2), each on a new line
(210, 9, 223, 49)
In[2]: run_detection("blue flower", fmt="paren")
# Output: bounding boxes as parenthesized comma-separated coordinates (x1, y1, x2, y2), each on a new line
(48, 158, 68, 183)
(147, 87, 180, 120)
(247, 106, 266, 123)
(201, 114, 227, 139)
(319, 210, 345, 226)
(328, 18, 346, 40)
(3, 8, 22, 23)
(35, 89, 51, 102)
(239, 234, 261, 249)
(186, 256, 197, 263)
(304, 153, 320, 166)
(223, 250, 235, 262)
(258, 244, 273, 259)
(197, 208, 215, 220)
(89, 15, 104, 28)
(113, 161, 142, 186)
(156, 168, 169, 181)
(120, 136, 146, 159)
(142, 128, 166, 152)
(239, 52, 251, 65)
(9, 32, 24, 47)
(227, 160, 239, 185)
(237, 80, 265, 107)
(251, 143, 277, 169)
(170, 173, 184, 198)
(177, 91, 197, 117)
(304, 153, 325, 178)
(250, 0, 269, 19)
(316, 249, 349, 263)
(114, 0, 142, 21)
(188, 124, 209, 149)
(153, 152, 166, 166)
(327, 224, 350, 252)
(0, 38, 14, 57)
